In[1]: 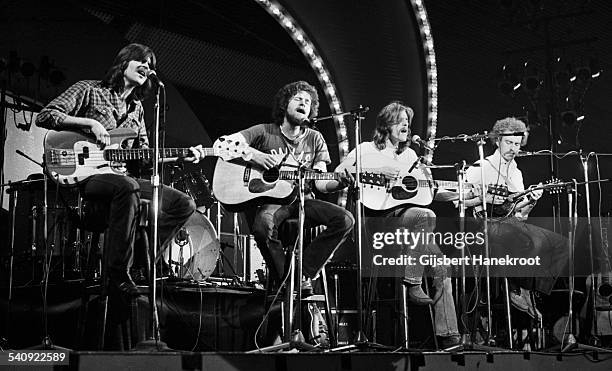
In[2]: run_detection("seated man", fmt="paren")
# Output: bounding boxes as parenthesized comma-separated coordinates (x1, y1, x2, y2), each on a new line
(215, 81, 354, 294)
(464, 117, 568, 318)
(36, 43, 206, 294)
(336, 101, 460, 347)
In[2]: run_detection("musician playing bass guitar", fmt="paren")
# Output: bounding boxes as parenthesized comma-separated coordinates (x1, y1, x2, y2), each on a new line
(464, 117, 568, 318)
(35, 44, 207, 295)
(335, 101, 461, 348)
(213, 81, 354, 295)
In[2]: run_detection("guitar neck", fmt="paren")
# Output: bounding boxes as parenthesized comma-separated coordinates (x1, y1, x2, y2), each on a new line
(431, 180, 475, 189)
(277, 170, 339, 181)
(104, 147, 211, 161)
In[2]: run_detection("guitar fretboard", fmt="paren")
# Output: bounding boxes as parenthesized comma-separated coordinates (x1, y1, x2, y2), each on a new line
(104, 148, 215, 161)
(277, 171, 340, 181)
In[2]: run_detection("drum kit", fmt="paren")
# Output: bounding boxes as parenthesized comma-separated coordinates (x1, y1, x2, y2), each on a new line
(2, 169, 262, 286)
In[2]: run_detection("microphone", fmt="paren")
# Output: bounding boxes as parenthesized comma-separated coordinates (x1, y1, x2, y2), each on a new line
(300, 118, 314, 126)
(516, 151, 535, 157)
(146, 70, 164, 87)
(411, 135, 434, 151)
(349, 106, 369, 114)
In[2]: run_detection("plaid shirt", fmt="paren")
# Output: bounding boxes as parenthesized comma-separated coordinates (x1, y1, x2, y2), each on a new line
(36, 80, 149, 147)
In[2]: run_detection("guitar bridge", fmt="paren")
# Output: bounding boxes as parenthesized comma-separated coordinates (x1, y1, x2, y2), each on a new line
(243, 166, 251, 186)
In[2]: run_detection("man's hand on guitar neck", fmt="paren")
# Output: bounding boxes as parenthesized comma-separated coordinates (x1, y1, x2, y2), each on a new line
(184, 144, 207, 164)
(515, 182, 543, 217)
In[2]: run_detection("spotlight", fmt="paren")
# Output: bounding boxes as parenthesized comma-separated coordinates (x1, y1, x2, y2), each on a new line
(576, 66, 591, 81)
(561, 111, 576, 126)
(589, 57, 601, 78)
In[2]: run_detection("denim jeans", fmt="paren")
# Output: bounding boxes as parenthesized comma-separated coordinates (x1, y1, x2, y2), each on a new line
(81, 174, 195, 276)
(251, 198, 354, 280)
(488, 218, 569, 295)
(368, 206, 459, 337)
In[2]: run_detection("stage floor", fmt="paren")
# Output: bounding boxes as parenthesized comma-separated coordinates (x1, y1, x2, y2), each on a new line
(3, 350, 610, 371)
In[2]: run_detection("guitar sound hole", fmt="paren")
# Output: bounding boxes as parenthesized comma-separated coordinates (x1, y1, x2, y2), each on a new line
(402, 176, 418, 191)
(262, 168, 280, 183)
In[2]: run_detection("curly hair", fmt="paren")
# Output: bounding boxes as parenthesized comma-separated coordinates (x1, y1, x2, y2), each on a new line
(491, 117, 527, 146)
(372, 101, 414, 152)
(101, 43, 157, 101)
(271, 81, 319, 125)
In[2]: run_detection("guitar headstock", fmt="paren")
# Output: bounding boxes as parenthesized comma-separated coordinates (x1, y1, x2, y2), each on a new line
(544, 177, 564, 194)
(214, 138, 252, 161)
(487, 184, 509, 197)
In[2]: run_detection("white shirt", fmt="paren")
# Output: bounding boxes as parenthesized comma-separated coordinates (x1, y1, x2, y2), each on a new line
(465, 149, 525, 192)
(341, 141, 419, 167)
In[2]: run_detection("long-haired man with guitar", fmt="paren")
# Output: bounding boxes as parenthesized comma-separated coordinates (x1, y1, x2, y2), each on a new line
(464, 117, 568, 318)
(35, 44, 208, 296)
(335, 102, 460, 348)
(213, 81, 354, 294)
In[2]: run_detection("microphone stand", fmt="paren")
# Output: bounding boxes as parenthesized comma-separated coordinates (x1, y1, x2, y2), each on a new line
(559, 159, 609, 353)
(580, 153, 605, 347)
(437, 133, 505, 351)
(253, 162, 317, 352)
(286, 161, 306, 344)
(133, 81, 170, 351)
(352, 106, 368, 345)
(558, 180, 608, 352)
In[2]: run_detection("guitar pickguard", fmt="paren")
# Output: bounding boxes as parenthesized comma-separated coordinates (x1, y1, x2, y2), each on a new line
(248, 179, 277, 193)
(390, 186, 417, 200)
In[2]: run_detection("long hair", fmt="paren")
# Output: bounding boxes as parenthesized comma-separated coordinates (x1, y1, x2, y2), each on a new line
(271, 81, 320, 125)
(101, 43, 157, 101)
(372, 101, 414, 152)
(491, 117, 528, 147)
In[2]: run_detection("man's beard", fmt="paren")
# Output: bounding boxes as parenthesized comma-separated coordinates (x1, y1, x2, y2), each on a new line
(286, 111, 306, 126)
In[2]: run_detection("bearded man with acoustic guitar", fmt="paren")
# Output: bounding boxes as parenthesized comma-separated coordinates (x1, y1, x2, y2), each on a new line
(213, 81, 354, 294)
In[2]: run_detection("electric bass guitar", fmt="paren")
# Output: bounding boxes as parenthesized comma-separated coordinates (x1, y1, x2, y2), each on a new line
(44, 128, 249, 186)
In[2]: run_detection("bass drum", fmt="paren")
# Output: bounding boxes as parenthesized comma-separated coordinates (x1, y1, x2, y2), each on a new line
(168, 211, 219, 280)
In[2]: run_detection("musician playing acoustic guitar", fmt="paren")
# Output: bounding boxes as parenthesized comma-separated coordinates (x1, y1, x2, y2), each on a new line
(214, 81, 354, 295)
(464, 117, 568, 318)
(35, 43, 207, 295)
(335, 101, 461, 348)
